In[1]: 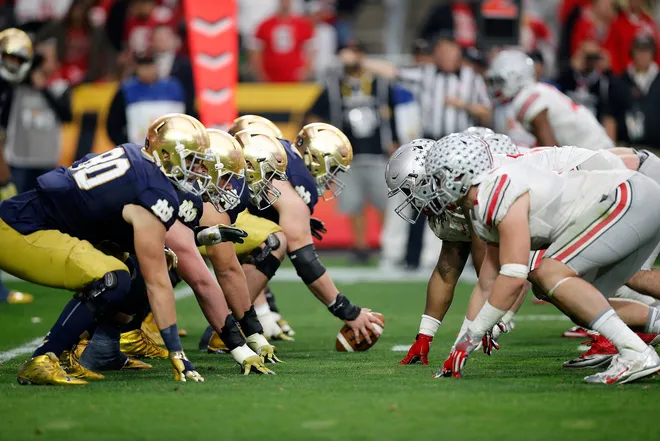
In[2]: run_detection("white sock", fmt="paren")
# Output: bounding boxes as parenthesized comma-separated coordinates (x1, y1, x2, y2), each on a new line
(590, 308, 647, 353)
(419, 315, 441, 337)
(645, 307, 660, 334)
(254, 303, 282, 337)
(469, 301, 507, 337)
(453, 317, 473, 346)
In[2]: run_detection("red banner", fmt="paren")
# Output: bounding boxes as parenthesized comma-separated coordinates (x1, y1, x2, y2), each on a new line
(182, 0, 238, 128)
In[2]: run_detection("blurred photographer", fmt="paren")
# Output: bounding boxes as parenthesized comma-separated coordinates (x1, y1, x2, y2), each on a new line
(557, 39, 612, 122)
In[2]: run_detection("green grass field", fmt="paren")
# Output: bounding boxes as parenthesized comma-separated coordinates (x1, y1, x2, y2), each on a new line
(1, 276, 659, 441)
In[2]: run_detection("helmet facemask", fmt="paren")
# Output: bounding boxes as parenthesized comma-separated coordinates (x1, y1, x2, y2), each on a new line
(306, 149, 350, 200)
(206, 164, 246, 213)
(160, 142, 212, 197)
(389, 174, 439, 224)
(247, 159, 288, 209)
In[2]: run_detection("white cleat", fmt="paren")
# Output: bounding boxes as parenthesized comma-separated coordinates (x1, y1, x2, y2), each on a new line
(583, 346, 660, 385)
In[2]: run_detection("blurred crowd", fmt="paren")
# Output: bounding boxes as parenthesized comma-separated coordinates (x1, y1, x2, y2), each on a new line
(3, 0, 660, 269)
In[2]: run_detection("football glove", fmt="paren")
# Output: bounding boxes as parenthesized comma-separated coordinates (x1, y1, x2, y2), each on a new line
(0, 181, 17, 202)
(399, 334, 433, 365)
(169, 351, 204, 382)
(310, 217, 327, 241)
(230, 345, 276, 375)
(433, 331, 481, 379)
(481, 331, 500, 356)
(164, 246, 178, 270)
(195, 224, 248, 246)
(246, 333, 282, 364)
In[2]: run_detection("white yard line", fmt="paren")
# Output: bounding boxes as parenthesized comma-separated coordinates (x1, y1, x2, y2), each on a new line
(0, 286, 194, 364)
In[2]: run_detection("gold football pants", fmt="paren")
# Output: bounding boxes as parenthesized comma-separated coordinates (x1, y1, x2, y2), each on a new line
(0, 219, 129, 291)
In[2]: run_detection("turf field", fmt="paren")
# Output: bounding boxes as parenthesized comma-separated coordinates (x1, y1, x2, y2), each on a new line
(1, 274, 659, 441)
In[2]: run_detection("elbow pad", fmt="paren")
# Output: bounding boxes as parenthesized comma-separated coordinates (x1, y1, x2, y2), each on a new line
(288, 244, 326, 285)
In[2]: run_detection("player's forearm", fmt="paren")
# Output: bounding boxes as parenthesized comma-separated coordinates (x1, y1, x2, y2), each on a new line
(307, 272, 341, 306)
(213, 258, 251, 319)
(488, 275, 527, 312)
(425, 269, 457, 321)
(145, 282, 177, 330)
(467, 104, 492, 127)
(361, 58, 398, 80)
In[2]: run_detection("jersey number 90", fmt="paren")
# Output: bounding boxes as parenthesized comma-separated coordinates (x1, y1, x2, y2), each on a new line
(70, 148, 131, 190)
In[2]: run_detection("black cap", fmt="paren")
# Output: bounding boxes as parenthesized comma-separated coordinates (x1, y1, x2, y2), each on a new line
(412, 39, 431, 56)
(632, 33, 656, 51)
(430, 30, 456, 47)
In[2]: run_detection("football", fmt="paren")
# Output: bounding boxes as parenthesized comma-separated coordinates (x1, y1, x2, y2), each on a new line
(335, 312, 385, 352)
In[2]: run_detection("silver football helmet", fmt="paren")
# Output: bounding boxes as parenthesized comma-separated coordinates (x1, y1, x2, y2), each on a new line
(462, 126, 495, 139)
(425, 133, 494, 214)
(385, 138, 438, 224)
(485, 50, 535, 104)
(484, 133, 520, 156)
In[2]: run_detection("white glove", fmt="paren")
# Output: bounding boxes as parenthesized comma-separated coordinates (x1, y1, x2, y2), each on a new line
(195, 224, 248, 247)
(255, 303, 294, 341)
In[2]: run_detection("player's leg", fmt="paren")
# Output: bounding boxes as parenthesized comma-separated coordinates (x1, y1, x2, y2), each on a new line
(0, 221, 131, 385)
(531, 175, 660, 383)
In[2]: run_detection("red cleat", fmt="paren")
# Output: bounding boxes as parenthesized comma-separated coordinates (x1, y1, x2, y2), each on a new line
(562, 326, 591, 338)
(563, 334, 617, 369)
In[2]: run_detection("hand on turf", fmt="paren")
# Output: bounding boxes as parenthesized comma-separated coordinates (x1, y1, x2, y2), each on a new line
(434, 331, 481, 379)
(399, 334, 433, 365)
(242, 355, 276, 375)
(481, 331, 500, 356)
(196, 224, 248, 246)
(310, 217, 327, 240)
(246, 333, 282, 364)
(345, 309, 384, 345)
(169, 351, 204, 382)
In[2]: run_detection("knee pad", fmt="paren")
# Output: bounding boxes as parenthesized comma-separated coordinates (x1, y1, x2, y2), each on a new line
(218, 314, 246, 351)
(252, 251, 281, 279)
(77, 271, 132, 317)
(288, 244, 326, 285)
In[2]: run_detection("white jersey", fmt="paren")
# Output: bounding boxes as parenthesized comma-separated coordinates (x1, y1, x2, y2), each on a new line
(429, 146, 627, 243)
(511, 83, 615, 151)
(470, 163, 635, 248)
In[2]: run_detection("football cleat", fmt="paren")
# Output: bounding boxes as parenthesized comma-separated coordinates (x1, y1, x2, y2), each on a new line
(140, 313, 165, 346)
(562, 326, 591, 338)
(120, 329, 169, 359)
(276, 317, 296, 337)
(122, 358, 152, 370)
(207, 331, 229, 354)
(17, 352, 87, 386)
(584, 346, 660, 384)
(59, 350, 104, 380)
(563, 334, 617, 369)
(6, 290, 33, 304)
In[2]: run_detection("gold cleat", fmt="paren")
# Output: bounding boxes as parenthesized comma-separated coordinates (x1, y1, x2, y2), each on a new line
(59, 350, 104, 381)
(120, 329, 169, 359)
(7, 291, 33, 304)
(73, 339, 88, 360)
(207, 331, 229, 353)
(17, 352, 87, 385)
(276, 318, 296, 337)
(141, 313, 165, 346)
(122, 358, 152, 370)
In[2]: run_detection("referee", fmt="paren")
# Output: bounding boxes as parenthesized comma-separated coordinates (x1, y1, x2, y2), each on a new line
(339, 32, 492, 268)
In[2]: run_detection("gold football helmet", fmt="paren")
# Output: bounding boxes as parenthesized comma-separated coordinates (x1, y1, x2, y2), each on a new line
(234, 130, 288, 209)
(296, 123, 353, 199)
(229, 115, 283, 139)
(143, 113, 211, 196)
(0, 28, 33, 84)
(202, 129, 247, 213)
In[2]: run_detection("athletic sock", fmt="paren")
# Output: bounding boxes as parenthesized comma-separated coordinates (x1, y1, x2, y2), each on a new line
(79, 323, 127, 371)
(264, 287, 279, 313)
(590, 308, 648, 353)
(33, 298, 96, 357)
(644, 307, 660, 334)
(419, 315, 441, 337)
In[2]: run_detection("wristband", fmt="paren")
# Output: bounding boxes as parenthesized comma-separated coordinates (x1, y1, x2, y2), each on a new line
(327, 293, 360, 321)
(160, 324, 183, 352)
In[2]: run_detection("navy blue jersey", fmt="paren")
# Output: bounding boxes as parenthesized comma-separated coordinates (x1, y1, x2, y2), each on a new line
(0, 144, 180, 252)
(175, 189, 204, 229)
(226, 184, 251, 224)
(248, 139, 318, 223)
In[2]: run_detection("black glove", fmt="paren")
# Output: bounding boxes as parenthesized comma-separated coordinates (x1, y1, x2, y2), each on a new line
(310, 217, 327, 241)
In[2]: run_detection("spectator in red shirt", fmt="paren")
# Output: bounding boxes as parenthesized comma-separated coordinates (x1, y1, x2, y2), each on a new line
(606, 0, 660, 75)
(570, 0, 617, 57)
(249, 0, 315, 82)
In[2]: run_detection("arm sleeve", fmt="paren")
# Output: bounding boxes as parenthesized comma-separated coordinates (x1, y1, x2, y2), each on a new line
(106, 89, 129, 146)
(388, 84, 399, 144)
(0, 84, 13, 130)
(513, 89, 547, 130)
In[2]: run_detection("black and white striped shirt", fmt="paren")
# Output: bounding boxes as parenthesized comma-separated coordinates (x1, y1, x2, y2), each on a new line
(397, 64, 490, 138)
